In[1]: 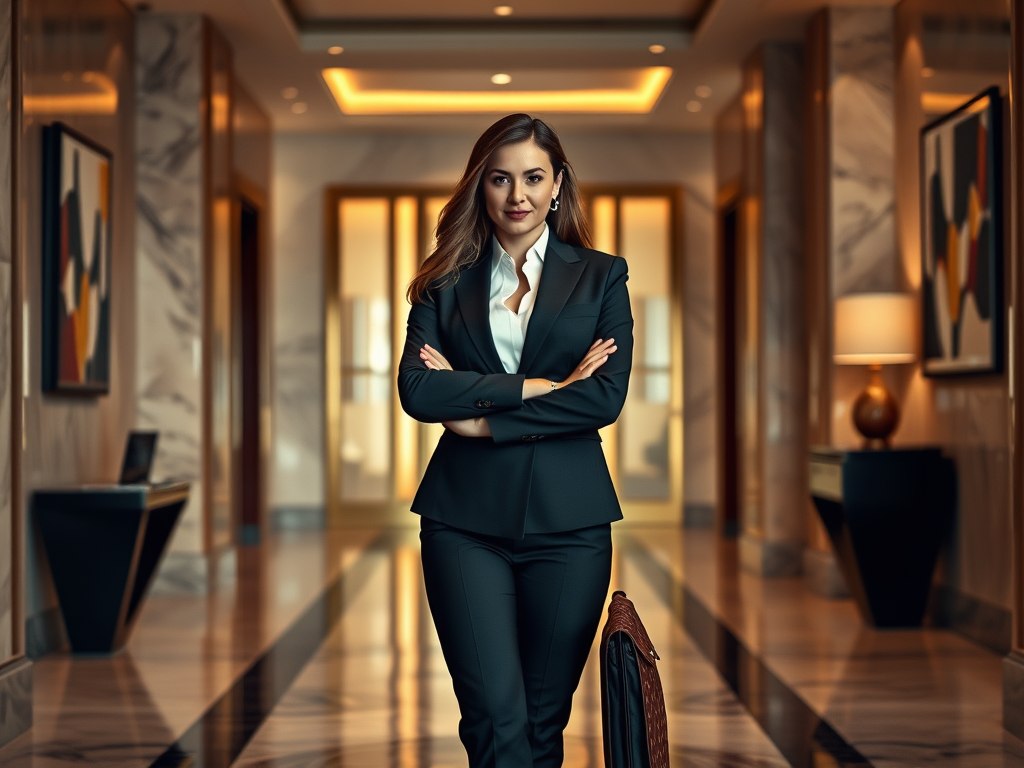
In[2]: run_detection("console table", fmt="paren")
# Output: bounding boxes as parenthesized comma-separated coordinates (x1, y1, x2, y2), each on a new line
(34, 482, 190, 654)
(809, 448, 955, 628)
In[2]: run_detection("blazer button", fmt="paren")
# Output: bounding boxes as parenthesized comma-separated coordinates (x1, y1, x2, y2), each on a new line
(483, 400, 493, 408)
(475, 400, 485, 408)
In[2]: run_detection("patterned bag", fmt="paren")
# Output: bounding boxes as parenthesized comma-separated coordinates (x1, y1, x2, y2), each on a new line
(600, 590, 670, 768)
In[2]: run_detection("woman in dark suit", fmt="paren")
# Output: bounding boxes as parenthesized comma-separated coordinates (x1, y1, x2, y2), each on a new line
(398, 113, 633, 768)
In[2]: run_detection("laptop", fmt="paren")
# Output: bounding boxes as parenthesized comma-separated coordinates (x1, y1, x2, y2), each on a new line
(119, 431, 159, 485)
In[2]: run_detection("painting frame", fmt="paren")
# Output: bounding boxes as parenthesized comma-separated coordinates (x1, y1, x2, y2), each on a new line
(920, 86, 1004, 377)
(41, 122, 113, 395)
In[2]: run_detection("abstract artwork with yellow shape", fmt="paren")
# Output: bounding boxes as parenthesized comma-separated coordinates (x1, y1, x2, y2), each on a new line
(921, 87, 1003, 375)
(42, 123, 112, 393)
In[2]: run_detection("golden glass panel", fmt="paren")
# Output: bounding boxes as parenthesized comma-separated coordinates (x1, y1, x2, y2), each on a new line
(590, 195, 620, 484)
(393, 197, 420, 501)
(618, 197, 672, 500)
(418, 196, 450, 476)
(339, 198, 392, 502)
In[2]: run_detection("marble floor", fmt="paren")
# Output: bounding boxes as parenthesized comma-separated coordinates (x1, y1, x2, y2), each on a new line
(0, 524, 1022, 767)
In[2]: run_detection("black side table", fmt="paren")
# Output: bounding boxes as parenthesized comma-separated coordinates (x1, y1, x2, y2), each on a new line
(34, 482, 190, 654)
(809, 448, 955, 628)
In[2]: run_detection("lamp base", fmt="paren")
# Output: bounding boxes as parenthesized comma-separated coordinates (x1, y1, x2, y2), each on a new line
(852, 365, 900, 449)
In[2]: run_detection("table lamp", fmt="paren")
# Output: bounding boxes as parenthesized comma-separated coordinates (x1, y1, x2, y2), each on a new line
(833, 293, 917, 448)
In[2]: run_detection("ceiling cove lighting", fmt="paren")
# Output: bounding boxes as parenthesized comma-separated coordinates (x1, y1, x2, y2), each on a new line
(491, 73, 512, 85)
(322, 67, 673, 115)
(25, 71, 118, 114)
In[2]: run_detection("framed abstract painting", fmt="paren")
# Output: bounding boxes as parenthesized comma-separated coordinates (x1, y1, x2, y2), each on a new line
(920, 86, 1004, 376)
(41, 123, 112, 394)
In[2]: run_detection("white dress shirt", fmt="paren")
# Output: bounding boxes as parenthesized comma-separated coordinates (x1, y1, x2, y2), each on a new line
(488, 224, 549, 374)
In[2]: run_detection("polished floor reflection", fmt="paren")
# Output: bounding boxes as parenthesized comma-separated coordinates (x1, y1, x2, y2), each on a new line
(1, 525, 1023, 767)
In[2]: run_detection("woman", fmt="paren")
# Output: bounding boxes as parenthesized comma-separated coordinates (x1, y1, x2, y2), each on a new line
(398, 113, 633, 768)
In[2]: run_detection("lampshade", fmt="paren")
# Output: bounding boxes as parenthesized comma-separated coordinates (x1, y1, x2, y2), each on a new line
(834, 293, 917, 365)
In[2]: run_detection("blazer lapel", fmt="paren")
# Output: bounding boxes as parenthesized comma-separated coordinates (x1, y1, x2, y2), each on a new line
(454, 255, 506, 374)
(517, 236, 586, 375)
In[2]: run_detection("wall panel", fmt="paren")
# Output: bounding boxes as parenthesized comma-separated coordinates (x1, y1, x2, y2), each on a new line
(21, 0, 136, 658)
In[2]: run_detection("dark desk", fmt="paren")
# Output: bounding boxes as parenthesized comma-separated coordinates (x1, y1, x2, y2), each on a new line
(809, 448, 955, 628)
(35, 482, 189, 654)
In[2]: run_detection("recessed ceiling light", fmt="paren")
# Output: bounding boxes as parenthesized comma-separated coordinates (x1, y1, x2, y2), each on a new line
(491, 73, 512, 85)
(649, 44, 666, 54)
(282, 87, 299, 99)
(493, 5, 513, 16)
(328, 46, 344, 55)
(695, 85, 712, 98)
(686, 100, 702, 113)
(921, 67, 935, 77)
(291, 102, 308, 114)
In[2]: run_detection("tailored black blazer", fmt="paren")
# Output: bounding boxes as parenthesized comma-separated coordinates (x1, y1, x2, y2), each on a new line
(398, 232, 634, 539)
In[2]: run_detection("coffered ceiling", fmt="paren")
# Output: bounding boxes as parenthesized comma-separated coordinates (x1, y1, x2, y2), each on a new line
(137, 0, 898, 132)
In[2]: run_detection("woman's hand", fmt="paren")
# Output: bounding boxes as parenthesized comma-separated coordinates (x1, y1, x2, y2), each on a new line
(559, 338, 617, 388)
(420, 344, 453, 371)
(442, 417, 492, 438)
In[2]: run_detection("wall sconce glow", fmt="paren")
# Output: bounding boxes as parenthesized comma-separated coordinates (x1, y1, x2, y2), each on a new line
(491, 73, 512, 85)
(493, 5, 513, 15)
(322, 67, 673, 115)
(328, 46, 344, 54)
(686, 100, 702, 113)
(25, 71, 118, 114)
(648, 44, 665, 54)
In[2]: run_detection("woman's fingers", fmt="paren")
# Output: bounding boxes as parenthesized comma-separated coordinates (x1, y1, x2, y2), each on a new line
(421, 344, 453, 371)
(580, 345, 617, 371)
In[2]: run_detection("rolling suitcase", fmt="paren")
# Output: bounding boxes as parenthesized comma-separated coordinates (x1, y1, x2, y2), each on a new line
(600, 590, 669, 768)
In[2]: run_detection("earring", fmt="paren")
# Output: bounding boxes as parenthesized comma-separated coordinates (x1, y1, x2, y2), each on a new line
(550, 198, 560, 212)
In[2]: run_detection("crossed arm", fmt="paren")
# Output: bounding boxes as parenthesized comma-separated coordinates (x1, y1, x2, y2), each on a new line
(397, 257, 633, 444)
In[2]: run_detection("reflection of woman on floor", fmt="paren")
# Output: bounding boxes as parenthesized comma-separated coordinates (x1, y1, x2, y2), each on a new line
(398, 113, 634, 768)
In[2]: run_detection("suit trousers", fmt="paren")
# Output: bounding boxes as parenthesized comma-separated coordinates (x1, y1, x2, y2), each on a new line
(420, 517, 612, 768)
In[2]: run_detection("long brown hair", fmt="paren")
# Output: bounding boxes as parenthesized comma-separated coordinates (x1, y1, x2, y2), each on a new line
(407, 114, 591, 304)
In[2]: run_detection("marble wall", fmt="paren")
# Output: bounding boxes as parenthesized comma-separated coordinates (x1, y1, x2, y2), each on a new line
(759, 44, 808, 561)
(135, 14, 205, 554)
(270, 130, 715, 514)
(803, 3, 1013, 646)
(731, 44, 808, 577)
(891, 0, 1013, 646)
(20, 0, 137, 655)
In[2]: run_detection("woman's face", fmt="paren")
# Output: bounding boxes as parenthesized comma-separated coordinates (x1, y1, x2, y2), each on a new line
(482, 139, 563, 245)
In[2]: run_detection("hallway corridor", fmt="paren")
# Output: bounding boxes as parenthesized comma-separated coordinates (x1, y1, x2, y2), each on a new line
(0, 525, 1018, 767)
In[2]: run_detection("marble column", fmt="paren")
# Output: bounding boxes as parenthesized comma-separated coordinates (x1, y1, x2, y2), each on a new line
(0, 0, 30, 749)
(136, 14, 235, 593)
(737, 43, 809, 578)
(802, 7, 896, 597)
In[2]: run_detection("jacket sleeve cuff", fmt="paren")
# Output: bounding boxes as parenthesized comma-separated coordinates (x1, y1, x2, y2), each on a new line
(474, 373, 525, 412)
